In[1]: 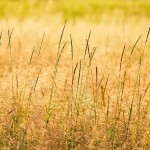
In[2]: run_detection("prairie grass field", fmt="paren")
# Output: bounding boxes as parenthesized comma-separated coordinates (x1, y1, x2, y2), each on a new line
(0, 0, 150, 149)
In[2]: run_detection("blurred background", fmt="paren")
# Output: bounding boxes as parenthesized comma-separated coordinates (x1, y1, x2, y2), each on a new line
(0, 0, 150, 21)
(0, 0, 150, 57)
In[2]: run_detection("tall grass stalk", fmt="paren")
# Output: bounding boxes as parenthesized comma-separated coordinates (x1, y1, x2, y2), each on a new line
(80, 31, 91, 97)
(22, 46, 35, 102)
(126, 28, 150, 138)
(83, 47, 96, 95)
(70, 34, 75, 119)
(8, 28, 14, 99)
(75, 60, 82, 117)
(47, 22, 67, 125)
(93, 66, 98, 124)
(23, 30, 45, 103)
(111, 44, 126, 146)
(111, 34, 142, 146)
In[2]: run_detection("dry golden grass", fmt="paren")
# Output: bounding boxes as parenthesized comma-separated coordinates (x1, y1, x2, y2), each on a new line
(0, 17, 149, 149)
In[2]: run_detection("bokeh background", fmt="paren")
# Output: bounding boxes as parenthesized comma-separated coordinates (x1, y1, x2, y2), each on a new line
(1, 0, 150, 53)
(1, 0, 150, 20)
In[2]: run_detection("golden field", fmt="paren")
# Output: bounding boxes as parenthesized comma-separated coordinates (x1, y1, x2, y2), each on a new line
(0, 0, 150, 149)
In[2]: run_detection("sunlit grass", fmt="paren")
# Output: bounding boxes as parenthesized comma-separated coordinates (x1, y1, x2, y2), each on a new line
(0, 0, 150, 149)
(0, 19, 149, 149)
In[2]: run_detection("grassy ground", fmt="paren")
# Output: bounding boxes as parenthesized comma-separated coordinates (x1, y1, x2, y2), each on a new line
(0, 0, 150, 149)
(0, 19, 149, 149)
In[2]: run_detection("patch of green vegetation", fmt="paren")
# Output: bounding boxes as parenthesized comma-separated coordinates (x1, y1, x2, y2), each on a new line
(54, 0, 150, 19)
(0, 0, 53, 19)
(0, 0, 150, 20)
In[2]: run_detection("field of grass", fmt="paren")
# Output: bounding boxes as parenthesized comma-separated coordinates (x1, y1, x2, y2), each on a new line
(0, 0, 150, 149)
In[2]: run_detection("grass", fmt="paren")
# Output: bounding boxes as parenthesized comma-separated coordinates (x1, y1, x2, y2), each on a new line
(0, 19, 149, 149)
(0, 1, 150, 148)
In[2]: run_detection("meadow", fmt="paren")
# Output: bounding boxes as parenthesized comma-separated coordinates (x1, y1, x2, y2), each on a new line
(0, 0, 150, 149)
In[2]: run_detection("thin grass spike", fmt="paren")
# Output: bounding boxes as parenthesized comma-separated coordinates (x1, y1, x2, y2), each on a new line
(38, 31, 45, 56)
(57, 21, 67, 57)
(129, 35, 142, 61)
(119, 43, 126, 72)
(29, 46, 35, 65)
